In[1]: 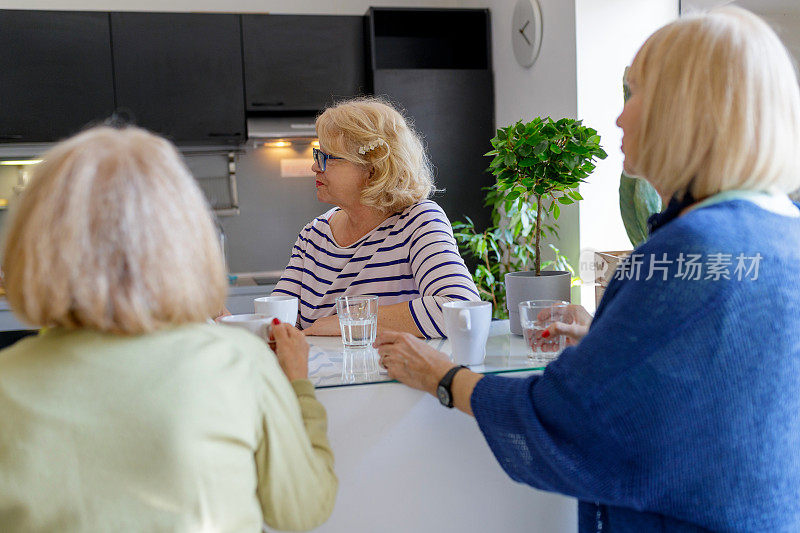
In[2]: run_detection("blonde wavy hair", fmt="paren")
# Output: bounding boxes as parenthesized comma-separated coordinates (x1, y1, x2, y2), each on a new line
(1, 126, 227, 335)
(627, 6, 800, 198)
(316, 97, 435, 212)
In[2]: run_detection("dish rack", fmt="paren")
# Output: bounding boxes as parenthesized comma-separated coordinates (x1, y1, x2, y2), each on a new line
(183, 150, 241, 217)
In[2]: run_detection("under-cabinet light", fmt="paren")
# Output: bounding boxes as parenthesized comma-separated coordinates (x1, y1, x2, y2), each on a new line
(0, 159, 42, 166)
(263, 141, 291, 148)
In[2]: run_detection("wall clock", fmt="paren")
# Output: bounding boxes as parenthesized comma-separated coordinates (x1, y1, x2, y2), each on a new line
(512, 0, 543, 68)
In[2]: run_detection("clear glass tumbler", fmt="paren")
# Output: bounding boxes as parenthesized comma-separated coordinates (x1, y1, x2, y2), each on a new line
(518, 300, 571, 366)
(341, 346, 380, 382)
(336, 295, 379, 347)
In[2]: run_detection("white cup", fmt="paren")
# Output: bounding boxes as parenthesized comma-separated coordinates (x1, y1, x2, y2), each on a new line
(254, 296, 298, 326)
(218, 313, 274, 341)
(442, 301, 492, 366)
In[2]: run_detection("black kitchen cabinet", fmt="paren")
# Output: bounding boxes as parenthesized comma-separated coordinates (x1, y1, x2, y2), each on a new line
(368, 8, 494, 232)
(242, 15, 366, 113)
(369, 8, 489, 70)
(0, 10, 114, 142)
(110, 12, 245, 144)
(374, 69, 494, 231)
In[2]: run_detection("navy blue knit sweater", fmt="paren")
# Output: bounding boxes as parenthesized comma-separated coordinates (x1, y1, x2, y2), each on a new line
(471, 200, 800, 532)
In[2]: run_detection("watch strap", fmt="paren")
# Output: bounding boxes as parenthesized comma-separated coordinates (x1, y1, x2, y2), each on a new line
(438, 365, 468, 408)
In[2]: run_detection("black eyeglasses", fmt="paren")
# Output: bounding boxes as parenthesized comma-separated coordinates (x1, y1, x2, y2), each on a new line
(312, 148, 343, 172)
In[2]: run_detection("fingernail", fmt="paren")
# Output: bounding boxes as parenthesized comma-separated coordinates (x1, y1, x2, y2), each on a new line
(541, 330, 550, 338)
(272, 318, 280, 325)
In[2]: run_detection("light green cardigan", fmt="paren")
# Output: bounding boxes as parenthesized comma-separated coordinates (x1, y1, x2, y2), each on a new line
(0, 323, 337, 531)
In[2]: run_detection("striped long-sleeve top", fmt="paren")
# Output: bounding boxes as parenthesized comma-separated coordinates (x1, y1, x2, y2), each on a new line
(272, 200, 481, 338)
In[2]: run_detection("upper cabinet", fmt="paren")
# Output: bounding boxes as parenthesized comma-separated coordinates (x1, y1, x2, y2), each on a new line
(0, 10, 114, 143)
(242, 15, 366, 113)
(368, 8, 494, 232)
(110, 13, 246, 144)
(369, 8, 490, 70)
(0, 10, 491, 146)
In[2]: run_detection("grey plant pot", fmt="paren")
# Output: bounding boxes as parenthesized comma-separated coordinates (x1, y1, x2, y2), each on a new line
(505, 270, 571, 335)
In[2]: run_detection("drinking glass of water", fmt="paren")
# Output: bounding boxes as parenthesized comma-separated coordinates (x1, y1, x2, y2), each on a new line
(336, 295, 379, 347)
(519, 300, 571, 366)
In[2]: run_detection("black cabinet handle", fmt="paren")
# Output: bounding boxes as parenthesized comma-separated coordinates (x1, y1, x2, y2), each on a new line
(250, 101, 285, 107)
(0, 134, 24, 140)
(207, 132, 242, 137)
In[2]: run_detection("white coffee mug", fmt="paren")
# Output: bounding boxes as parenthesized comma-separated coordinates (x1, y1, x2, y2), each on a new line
(254, 295, 298, 326)
(442, 301, 492, 366)
(218, 313, 274, 341)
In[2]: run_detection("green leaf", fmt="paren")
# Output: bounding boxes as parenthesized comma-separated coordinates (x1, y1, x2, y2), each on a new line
(504, 191, 521, 212)
(569, 191, 583, 201)
(532, 140, 549, 156)
(475, 238, 488, 257)
(556, 195, 573, 205)
(553, 202, 561, 219)
(504, 153, 517, 167)
(518, 157, 538, 168)
(620, 172, 661, 247)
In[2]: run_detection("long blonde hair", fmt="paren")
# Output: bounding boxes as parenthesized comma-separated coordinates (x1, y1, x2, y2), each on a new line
(2, 126, 227, 335)
(627, 6, 800, 198)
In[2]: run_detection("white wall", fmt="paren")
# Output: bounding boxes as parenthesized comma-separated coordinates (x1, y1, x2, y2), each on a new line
(0, 0, 457, 13)
(575, 0, 677, 308)
(575, 0, 677, 253)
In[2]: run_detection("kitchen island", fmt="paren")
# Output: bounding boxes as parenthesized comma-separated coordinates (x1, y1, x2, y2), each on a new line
(0, 299, 577, 531)
(308, 320, 577, 533)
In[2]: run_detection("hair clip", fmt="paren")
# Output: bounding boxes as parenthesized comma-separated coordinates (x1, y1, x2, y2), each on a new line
(358, 138, 387, 155)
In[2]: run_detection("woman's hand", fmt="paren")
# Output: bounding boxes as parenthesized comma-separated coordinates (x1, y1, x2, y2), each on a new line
(302, 315, 341, 337)
(213, 306, 232, 323)
(373, 331, 453, 394)
(271, 321, 310, 381)
(545, 304, 593, 345)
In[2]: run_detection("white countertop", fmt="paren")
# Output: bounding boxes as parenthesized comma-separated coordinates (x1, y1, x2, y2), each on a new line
(308, 320, 544, 388)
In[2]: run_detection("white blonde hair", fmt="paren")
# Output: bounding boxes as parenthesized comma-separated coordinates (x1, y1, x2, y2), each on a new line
(627, 6, 800, 198)
(316, 97, 435, 212)
(2, 126, 227, 335)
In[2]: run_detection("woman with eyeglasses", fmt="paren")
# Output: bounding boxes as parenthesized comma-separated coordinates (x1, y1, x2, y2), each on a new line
(272, 97, 480, 338)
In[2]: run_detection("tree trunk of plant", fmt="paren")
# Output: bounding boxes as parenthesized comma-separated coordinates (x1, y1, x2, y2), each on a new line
(534, 193, 542, 275)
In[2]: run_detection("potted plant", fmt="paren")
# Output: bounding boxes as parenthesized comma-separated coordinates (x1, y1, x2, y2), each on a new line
(454, 117, 607, 334)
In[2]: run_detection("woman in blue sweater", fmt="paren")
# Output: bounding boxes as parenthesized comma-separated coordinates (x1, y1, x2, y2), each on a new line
(375, 7, 800, 532)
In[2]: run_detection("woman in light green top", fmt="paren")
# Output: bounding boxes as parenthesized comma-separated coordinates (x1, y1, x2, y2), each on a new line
(0, 126, 337, 532)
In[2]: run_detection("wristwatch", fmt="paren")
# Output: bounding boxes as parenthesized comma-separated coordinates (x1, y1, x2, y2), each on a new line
(436, 365, 468, 408)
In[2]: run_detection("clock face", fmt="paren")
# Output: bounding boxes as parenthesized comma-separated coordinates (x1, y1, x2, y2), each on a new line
(512, 0, 543, 68)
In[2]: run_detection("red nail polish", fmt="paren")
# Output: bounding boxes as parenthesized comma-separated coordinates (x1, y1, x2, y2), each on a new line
(272, 318, 280, 325)
(541, 330, 550, 338)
